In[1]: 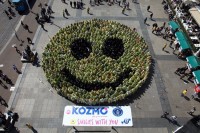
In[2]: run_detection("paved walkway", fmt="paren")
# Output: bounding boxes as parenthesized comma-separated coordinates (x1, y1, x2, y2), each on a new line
(0, 0, 48, 112)
(5, 0, 200, 133)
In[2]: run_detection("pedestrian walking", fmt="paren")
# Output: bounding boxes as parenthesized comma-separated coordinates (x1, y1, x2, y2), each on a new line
(126, 2, 130, 10)
(12, 64, 21, 74)
(150, 13, 153, 19)
(181, 89, 187, 97)
(122, 7, 125, 14)
(118, 1, 121, 6)
(144, 17, 147, 24)
(161, 112, 169, 118)
(8, 7, 15, 17)
(65, 8, 70, 16)
(87, 7, 90, 14)
(12, 44, 22, 56)
(162, 43, 167, 51)
(4, 10, 12, 19)
(23, 24, 32, 33)
(27, 37, 33, 44)
(147, 5, 150, 11)
(187, 106, 196, 115)
(25, 123, 33, 129)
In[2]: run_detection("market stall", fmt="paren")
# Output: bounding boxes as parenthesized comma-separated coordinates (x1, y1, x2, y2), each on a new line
(186, 55, 200, 71)
(169, 21, 180, 33)
(192, 70, 200, 85)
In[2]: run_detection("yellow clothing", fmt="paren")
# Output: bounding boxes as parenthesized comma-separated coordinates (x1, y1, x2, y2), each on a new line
(182, 90, 187, 95)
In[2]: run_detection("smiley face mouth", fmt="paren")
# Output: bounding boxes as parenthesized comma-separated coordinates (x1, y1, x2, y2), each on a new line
(61, 68, 132, 91)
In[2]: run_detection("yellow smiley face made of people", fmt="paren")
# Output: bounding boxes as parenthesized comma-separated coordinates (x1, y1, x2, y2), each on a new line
(42, 19, 151, 105)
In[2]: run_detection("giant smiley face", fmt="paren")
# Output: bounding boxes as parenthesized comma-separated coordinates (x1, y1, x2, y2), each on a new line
(42, 19, 151, 105)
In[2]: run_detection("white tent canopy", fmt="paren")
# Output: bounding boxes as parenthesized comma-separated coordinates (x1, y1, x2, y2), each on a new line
(183, 0, 200, 4)
(189, 6, 200, 26)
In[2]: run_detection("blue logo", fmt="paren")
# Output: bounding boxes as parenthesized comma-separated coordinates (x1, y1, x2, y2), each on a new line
(72, 107, 108, 115)
(121, 119, 131, 124)
(112, 107, 123, 117)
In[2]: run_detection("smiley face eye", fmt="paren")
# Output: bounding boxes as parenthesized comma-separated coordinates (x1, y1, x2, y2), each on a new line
(102, 38, 124, 59)
(70, 38, 92, 60)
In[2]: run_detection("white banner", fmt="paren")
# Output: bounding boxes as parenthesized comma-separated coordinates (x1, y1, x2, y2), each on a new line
(62, 106, 133, 126)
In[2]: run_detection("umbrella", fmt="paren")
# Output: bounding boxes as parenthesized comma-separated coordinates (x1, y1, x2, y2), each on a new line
(194, 85, 200, 93)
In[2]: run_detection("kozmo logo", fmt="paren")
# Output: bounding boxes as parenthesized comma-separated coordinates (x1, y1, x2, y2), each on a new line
(112, 107, 123, 117)
(121, 119, 131, 124)
(72, 107, 108, 115)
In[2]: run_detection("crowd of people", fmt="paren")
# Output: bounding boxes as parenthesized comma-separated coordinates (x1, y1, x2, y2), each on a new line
(0, 110, 19, 131)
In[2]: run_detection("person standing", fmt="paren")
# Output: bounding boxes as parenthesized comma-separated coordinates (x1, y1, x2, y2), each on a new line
(150, 13, 153, 20)
(21, 21, 25, 26)
(169, 40, 173, 48)
(122, 7, 125, 14)
(4, 10, 12, 19)
(27, 37, 33, 44)
(127, 2, 130, 10)
(63, 9, 66, 18)
(147, 5, 150, 11)
(65, 9, 70, 16)
(70, 1, 73, 7)
(23, 24, 32, 33)
(170, 115, 177, 122)
(162, 43, 167, 51)
(187, 106, 196, 115)
(26, 123, 33, 130)
(144, 17, 147, 24)
(118, 1, 121, 6)
(87, 7, 90, 14)
(74, 1, 77, 8)
(161, 112, 169, 118)
(152, 26, 156, 34)
(162, 22, 166, 28)
(12, 65, 21, 74)
(181, 89, 187, 97)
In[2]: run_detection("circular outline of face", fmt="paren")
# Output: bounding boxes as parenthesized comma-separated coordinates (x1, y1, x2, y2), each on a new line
(42, 19, 151, 105)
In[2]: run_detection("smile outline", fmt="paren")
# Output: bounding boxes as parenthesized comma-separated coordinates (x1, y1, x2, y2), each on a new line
(61, 68, 132, 91)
